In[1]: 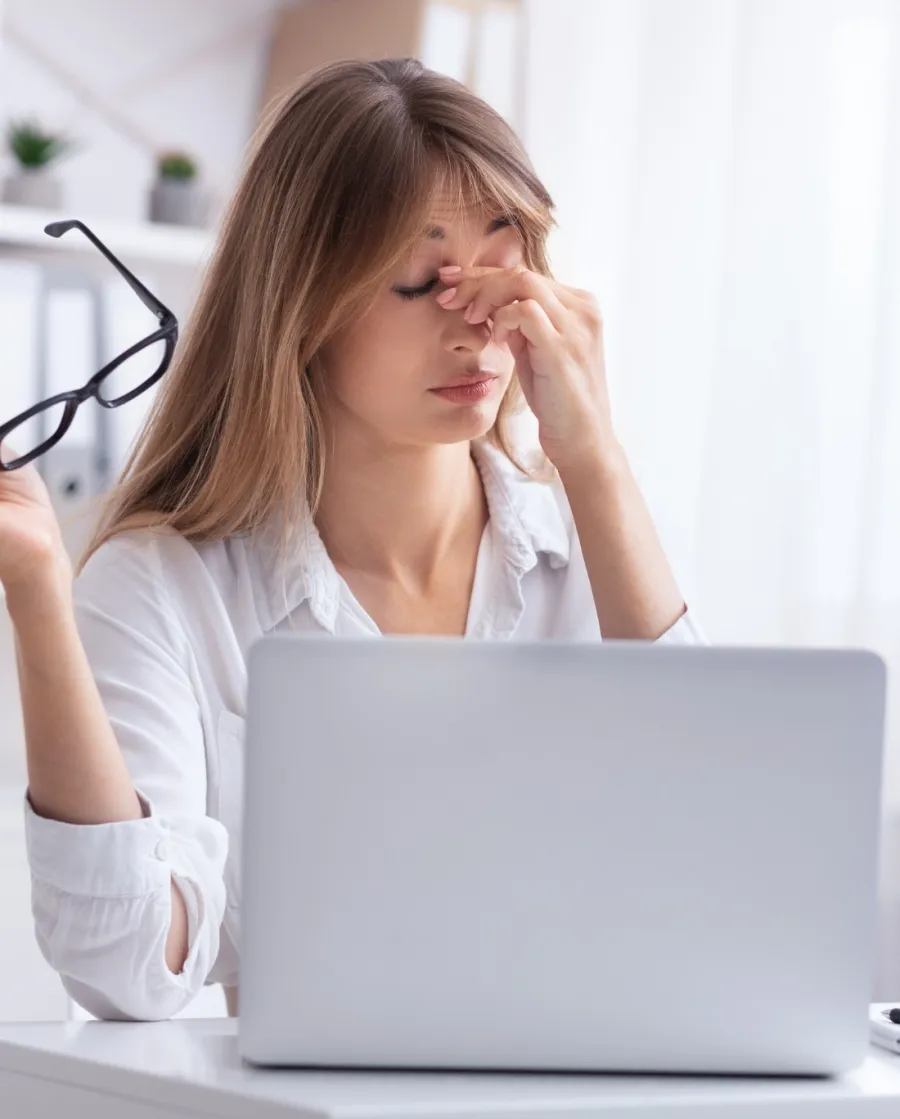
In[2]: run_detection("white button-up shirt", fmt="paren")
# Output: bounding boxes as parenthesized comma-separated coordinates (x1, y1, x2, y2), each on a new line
(25, 441, 703, 1021)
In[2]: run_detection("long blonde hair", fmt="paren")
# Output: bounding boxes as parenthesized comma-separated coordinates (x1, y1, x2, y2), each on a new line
(79, 57, 556, 571)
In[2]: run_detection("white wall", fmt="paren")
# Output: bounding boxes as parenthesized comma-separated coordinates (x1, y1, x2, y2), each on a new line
(1, 0, 288, 223)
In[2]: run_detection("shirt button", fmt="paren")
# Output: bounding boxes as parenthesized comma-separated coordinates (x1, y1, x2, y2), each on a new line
(154, 839, 174, 862)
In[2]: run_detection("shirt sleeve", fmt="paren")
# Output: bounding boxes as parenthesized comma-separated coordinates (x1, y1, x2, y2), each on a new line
(655, 608, 707, 645)
(24, 532, 228, 1022)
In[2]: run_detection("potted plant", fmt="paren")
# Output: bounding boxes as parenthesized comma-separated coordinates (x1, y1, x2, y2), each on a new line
(149, 150, 206, 227)
(2, 119, 71, 209)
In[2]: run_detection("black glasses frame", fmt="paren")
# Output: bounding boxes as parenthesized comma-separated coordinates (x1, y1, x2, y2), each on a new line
(0, 220, 179, 472)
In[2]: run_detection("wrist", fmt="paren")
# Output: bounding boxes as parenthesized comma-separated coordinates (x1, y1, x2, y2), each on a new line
(555, 437, 630, 494)
(4, 553, 74, 627)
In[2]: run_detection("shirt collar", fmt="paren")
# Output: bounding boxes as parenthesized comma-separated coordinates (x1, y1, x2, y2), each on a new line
(247, 438, 572, 634)
(472, 439, 570, 574)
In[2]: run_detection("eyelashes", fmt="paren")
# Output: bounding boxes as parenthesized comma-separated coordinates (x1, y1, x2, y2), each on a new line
(394, 277, 440, 301)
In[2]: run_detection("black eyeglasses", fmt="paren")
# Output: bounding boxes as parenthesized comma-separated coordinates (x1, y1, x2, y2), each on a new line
(0, 220, 179, 472)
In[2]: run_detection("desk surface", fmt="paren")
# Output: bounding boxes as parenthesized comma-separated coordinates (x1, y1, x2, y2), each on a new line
(2, 1020, 900, 1119)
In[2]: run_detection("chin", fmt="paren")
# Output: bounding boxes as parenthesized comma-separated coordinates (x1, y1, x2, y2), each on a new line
(425, 400, 503, 444)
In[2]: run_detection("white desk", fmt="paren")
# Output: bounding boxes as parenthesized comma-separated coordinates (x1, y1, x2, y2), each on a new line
(1, 1020, 900, 1119)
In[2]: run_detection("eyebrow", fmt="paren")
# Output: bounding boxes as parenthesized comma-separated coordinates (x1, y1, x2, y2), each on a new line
(423, 216, 514, 240)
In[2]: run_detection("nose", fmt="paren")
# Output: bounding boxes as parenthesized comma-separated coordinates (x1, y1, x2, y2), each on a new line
(443, 310, 494, 356)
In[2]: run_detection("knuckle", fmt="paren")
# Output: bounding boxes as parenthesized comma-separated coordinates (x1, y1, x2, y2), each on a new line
(518, 269, 539, 294)
(583, 294, 603, 325)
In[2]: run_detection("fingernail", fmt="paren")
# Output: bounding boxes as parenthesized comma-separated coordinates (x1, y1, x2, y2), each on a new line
(436, 287, 457, 305)
(439, 265, 462, 275)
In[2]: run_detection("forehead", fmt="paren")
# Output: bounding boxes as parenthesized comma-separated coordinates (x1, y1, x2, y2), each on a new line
(419, 187, 501, 240)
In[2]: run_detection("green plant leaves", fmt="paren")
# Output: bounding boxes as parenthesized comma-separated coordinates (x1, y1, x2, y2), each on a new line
(6, 120, 71, 169)
(157, 151, 198, 181)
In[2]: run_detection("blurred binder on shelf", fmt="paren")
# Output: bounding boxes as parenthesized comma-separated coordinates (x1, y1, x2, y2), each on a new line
(0, 261, 41, 453)
(44, 287, 98, 450)
(102, 273, 162, 478)
(37, 273, 106, 564)
(0, 262, 102, 563)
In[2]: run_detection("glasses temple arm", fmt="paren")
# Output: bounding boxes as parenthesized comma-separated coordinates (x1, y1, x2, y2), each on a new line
(44, 220, 176, 324)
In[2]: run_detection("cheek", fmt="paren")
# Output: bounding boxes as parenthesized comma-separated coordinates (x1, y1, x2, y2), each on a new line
(326, 301, 435, 405)
(364, 302, 434, 378)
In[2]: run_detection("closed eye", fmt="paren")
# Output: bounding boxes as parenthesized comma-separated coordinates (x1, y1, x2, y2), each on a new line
(393, 277, 440, 301)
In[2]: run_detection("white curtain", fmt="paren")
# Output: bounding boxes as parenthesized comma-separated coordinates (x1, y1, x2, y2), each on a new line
(522, 0, 900, 994)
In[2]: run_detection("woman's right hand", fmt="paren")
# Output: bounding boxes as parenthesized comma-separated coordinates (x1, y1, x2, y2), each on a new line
(0, 449, 71, 599)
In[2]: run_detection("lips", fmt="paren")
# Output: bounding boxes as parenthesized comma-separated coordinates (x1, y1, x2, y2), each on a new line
(433, 371, 499, 390)
(429, 374, 500, 404)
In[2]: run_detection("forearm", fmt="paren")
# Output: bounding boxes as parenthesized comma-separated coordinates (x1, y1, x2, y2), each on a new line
(7, 568, 190, 974)
(559, 444, 686, 640)
(8, 566, 143, 825)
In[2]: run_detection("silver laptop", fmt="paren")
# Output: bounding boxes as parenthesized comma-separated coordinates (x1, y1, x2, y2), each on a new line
(238, 638, 886, 1075)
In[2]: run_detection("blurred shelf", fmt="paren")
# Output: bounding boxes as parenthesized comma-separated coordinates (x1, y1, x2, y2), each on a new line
(0, 204, 213, 267)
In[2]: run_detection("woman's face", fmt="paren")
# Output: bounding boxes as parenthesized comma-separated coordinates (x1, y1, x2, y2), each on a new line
(320, 194, 524, 448)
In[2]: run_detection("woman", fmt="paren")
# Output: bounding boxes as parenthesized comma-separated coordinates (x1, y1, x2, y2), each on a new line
(0, 58, 702, 1022)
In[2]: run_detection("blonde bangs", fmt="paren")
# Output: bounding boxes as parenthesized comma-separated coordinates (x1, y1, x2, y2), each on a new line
(425, 150, 556, 272)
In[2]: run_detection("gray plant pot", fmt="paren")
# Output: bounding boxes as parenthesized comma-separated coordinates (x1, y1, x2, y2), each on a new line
(1, 169, 62, 209)
(148, 178, 205, 227)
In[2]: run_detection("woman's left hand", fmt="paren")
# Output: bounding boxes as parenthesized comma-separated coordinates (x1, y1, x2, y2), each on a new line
(437, 264, 615, 474)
